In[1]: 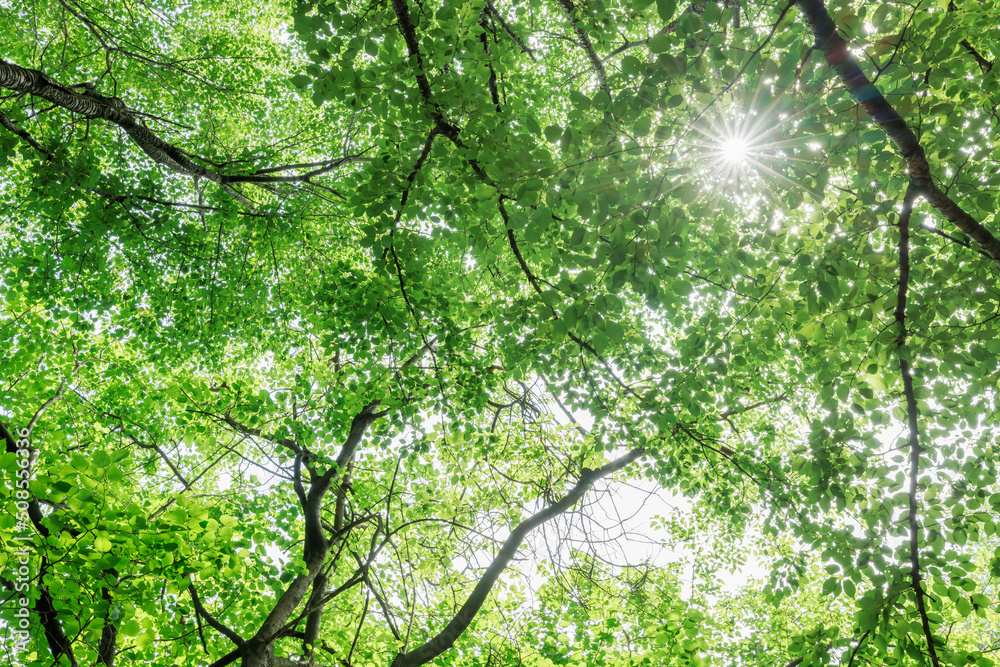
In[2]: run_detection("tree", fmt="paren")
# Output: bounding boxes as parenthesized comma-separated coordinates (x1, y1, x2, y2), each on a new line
(2, 0, 999, 664)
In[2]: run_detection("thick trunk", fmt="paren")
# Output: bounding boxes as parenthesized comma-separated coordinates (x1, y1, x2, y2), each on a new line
(240, 641, 274, 667)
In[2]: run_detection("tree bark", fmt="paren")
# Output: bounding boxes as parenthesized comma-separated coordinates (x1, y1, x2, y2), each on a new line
(0, 58, 218, 179)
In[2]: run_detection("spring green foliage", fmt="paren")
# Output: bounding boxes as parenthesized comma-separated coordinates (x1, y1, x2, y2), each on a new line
(2, 0, 1000, 665)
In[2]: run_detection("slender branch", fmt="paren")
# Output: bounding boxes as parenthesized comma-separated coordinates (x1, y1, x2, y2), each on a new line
(0, 108, 53, 158)
(188, 580, 246, 647)
(960, 39, 993, 73)
(484, 0, 536, 61)
(144, 441, 191, 488)
(894, 187, 941, 667)
(220, 413, 302, 456)
(947, 1, 994, 73)
(388, 128, 440, 323)
(348, 592, 371, 664)
(248, 155, 372, 176)
(919, 222, 993, 259)
(353, 552, 403, 642)
(720, 393, 788, 418)
(845, 629, 871, 667)
(26, 383, 64, 435)
(225, 153, 371, 184)
(479, 15, 502, 112)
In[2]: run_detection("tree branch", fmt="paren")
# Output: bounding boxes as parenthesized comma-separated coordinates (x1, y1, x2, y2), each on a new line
(555, 0, 612, 97)
(389, 447, 644, 667)
(252, 402, 381, 647)
(484, 0, 536, 61)
(97, 577, 119, 666)
(793, 0, 1000, 266)
(188, 580, 246, 647)
(0, 59, 355, 207)
(0, 108, 54, 158)
(894, 187, 941, 667)
(0, 59, 217, 179)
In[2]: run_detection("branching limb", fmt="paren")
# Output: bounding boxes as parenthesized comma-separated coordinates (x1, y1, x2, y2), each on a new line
(225, 153, 372, 184)
(0, 58, 216, 177)
(220, 412, 303, 457)
(390, 0, 453, 131)
(479, 14, 502, 112)
(794, 0, 1000, 266)
(919, 222, 993, 259)
(0, 60, 362, 209)
(251, 401, 382, 649)
(188, 579, 246, 648)
(959, 39, 993, 73)
(353, 551, 403, 642)
(484, 0, 536, 61)
(389, 447, 644, 667)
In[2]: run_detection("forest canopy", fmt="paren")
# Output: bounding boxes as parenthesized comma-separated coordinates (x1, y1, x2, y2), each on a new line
(2, 0, 1000, 666)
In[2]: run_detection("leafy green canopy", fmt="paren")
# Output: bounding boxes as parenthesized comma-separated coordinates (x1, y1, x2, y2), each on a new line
(1, 0, 1000, 665)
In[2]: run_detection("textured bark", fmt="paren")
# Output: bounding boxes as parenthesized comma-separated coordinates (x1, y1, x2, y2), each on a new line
(301, 571, 328, 651)
(34, 571, 80, 667)
(303, 461, 351, 654)
(794, 0, 1000, 267)
(0, 58, 217, 179)
(0, 58, 363, 206)
(556, 0, 612, 96)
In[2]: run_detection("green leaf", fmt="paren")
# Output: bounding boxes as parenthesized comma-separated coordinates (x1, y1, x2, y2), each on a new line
(71, 454, 90, 472)
(656, 0, 677, 23)
(956, 596, 972, 617)
(94, 534, 113, 552)
(93, 450, 112, 469)
(120, 620, 141, 637)
(4, 3, 999, 665)
(649, 34, 672, 54)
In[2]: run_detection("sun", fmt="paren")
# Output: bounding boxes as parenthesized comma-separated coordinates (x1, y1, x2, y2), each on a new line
(663, 89, 831, 206)
(720, 138, 749, 165)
